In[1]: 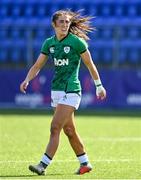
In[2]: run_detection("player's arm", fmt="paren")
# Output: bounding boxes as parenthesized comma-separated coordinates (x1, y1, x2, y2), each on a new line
(20, 53, 48, 94)
(81, 49, 106, 100)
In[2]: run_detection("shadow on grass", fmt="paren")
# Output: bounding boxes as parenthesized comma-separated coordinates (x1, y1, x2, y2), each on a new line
(0, 173, 73, 178)
(0, 174, 36, 178)
(0, 108, 141, 117)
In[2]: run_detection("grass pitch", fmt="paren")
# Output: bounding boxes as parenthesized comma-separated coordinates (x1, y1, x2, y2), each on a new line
(0, 113, 141, 179)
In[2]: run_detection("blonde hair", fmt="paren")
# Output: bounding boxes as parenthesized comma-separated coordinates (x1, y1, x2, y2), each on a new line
(52, 10, 95, 40)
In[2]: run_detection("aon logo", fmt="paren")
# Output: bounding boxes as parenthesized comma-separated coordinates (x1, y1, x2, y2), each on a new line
(54, 58, 69, 66)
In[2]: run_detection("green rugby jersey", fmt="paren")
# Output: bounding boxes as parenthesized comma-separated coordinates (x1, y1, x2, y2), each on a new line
(41, 33, 88, 92)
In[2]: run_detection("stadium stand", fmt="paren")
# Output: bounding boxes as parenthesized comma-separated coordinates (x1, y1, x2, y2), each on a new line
(0, 0, 141, 67)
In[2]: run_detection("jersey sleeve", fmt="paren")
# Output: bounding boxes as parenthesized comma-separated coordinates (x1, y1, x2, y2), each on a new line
(76, 38, 88, 54)
(41, 39, 50, 55)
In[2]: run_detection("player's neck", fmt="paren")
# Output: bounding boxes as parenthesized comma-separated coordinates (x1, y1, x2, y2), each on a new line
(56, 33, 69, 41)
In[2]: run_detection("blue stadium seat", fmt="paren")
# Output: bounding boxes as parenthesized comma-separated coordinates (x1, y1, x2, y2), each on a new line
(88, 6, 98, 16)
(118, 48, 128, 64)
(11, 29, 21, 38)
(132, 17, 141, 26)
(128, 5, 137, 17)
(27, 17, 40, 27)
(0, 50, 8, 62)
(118, 39, 141, 64)
(0, 29, 7, 40)
(120, 39, 131, 49)
(35, 29, 47, 39)
(90, 40, 114, 64)
(95, 16, 118, 26)
(0, 17, 13, 26)
(2, 39, 12, 49)
(38, 18, 51, 27)
(12, 6, 21, 17)
(128, 49, 139, 64)
(24, 6, 34, 17)
(103, 48, 112, 63)
(121, 39, 141, 49)
(12, 17, 27, 27)
(39, 3, 57, 16)
(115, 5, 124, 16)
(89, 46, 102, 63)
(33, 43, 41, 60)
(37, 6, 46, 17)
(57, 2, 70, 10)
(0, 0, 12, 3)
(128, 28, 139, 39)
(0, 5, 8, 17)
(101, 5, 111, 16)
(93, 39, 115, 49)
(10, 43, 27, 63)
(0, 0, 141, 66)
(17, 39, 26, 48)
(101, 29, 113, 39)
(92, 50, 100, 63)
(47, 4, 60, 15)
(118, 28, 126, 38)
(118, 17, 133, 26)
(11, 50, 21, 62)
(135, 40, 141, 48)
(89, 29, 98, 39)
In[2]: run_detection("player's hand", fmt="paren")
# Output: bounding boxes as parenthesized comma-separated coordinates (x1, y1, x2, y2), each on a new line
(20, 81, 29, 94)
(96, 85, 106, 100)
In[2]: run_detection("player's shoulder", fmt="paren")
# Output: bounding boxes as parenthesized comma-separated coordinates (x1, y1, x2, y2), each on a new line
(43, 35, 55, 44)
(69, 33, 81, 41)
(69, 33, 87, 45)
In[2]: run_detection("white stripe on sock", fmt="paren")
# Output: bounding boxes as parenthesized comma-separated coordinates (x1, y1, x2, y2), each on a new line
(77, 154, 89, 164)
(41, 154, 52, 165)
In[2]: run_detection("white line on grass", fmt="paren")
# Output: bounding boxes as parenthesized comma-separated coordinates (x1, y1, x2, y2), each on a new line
(0, 159, 140, 164)
(83, 137, 141, 142)
(2, 179, 141, 180)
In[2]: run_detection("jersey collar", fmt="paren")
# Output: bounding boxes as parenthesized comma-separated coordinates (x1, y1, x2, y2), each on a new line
(55, 33, 70, 42)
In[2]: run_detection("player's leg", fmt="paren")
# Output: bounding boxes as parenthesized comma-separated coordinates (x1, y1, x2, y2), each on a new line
(63, 113, 92, 175)
(29, 104, 75, 175)
(63, 112, 85, 155)
(45, 104, 75, 157)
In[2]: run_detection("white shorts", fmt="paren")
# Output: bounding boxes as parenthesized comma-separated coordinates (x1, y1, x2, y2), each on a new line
(51, 91, 81, 110)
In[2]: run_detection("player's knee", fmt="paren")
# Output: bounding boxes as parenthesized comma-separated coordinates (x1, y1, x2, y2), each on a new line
(64, 127, 75, 138)
(50, 124, 60, 136)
